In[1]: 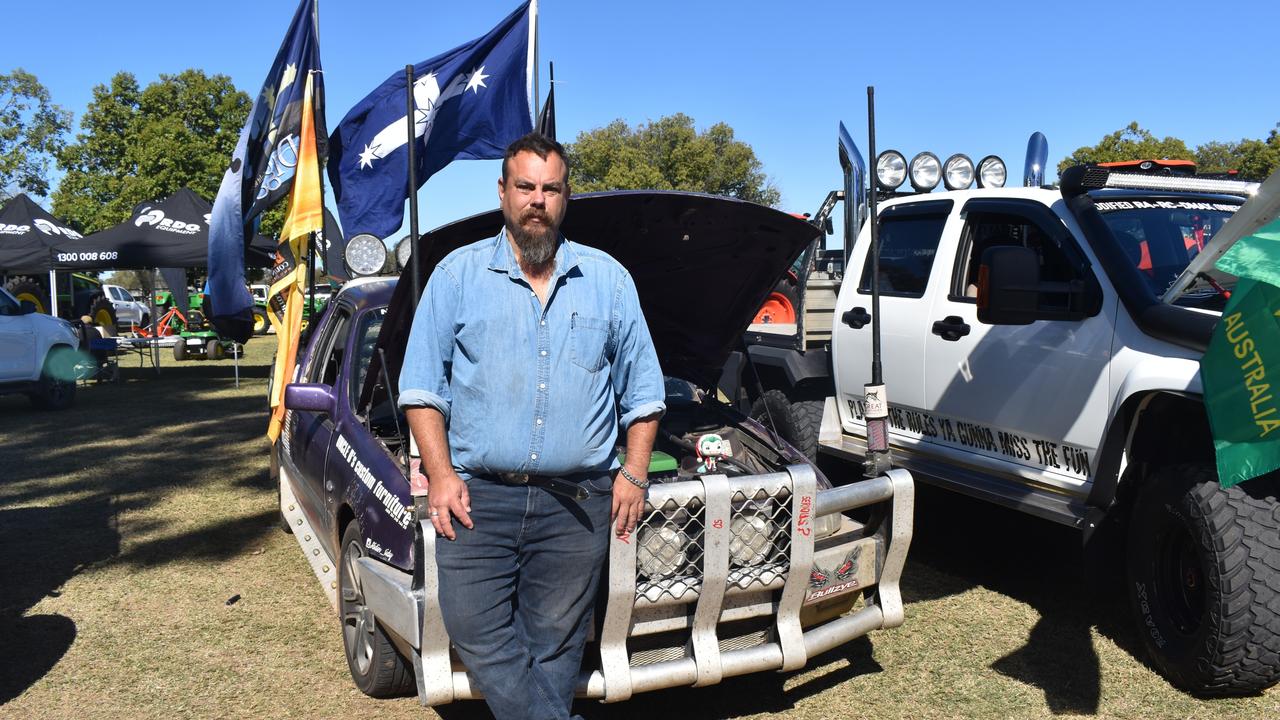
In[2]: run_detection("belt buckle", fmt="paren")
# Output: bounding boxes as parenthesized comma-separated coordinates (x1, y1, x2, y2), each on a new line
(500, 472, 530, 486)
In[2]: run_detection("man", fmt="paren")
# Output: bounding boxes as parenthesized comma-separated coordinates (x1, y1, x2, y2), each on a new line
(398, 132, 665, 720)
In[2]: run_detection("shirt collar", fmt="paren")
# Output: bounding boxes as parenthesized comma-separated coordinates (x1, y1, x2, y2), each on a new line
(487, 228, 581, 282)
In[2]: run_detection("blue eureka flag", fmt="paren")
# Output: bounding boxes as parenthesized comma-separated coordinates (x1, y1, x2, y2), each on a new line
(328, 1, 533, 239)
(207, 0, 325, 343)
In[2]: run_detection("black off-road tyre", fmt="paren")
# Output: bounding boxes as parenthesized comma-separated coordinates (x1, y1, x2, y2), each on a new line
(87, 295, 117, 331)
(252, 307, 269, 335)
(29, 346, 77, 410)
(751, 389, 821, 462)
(206, 338, 225, 361)
(1127, 464, 1280, 696)
(172, 339, 188, 361)
(4, 276, 46, 314)
(339, 522, 414, 697)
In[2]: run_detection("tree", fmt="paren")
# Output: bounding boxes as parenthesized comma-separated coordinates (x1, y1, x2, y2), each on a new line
(52, 69, 250, 234)
(1059, 122, 1280, 180)
(566, 113, 780, 206)
(0, 68, 73, 199)
(1057, 122, 1192, 175)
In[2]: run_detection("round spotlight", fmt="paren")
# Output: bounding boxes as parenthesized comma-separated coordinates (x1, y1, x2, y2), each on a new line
(909, 152, 941, 192)
(345, 233, 388, 277)
(875, 150, 907, 191)
(395, 235, 413, 270)
(943, 154, 975, 191)
(730, 510, 777, 567)
(977, 155, 1007, 188)
(637, 522, 688, 581)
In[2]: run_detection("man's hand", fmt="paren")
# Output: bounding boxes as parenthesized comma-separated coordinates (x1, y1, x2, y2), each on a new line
(428, 471, 473, 540)
(612, 466, 647, 537)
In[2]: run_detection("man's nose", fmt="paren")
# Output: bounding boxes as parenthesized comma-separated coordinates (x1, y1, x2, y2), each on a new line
(530, 187, 545, 206)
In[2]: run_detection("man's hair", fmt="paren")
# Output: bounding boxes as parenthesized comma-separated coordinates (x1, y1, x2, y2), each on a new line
(501, 132, 569, 183)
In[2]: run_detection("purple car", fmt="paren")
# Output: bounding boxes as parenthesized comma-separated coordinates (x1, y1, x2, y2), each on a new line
(273, 191, 914, 707)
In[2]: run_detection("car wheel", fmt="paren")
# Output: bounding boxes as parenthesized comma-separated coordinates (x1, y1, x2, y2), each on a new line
(339, 522, 414, 697)
(252, 307, 269, 335)
(752, 277, 800, 325)
(173, 340, 188, 361)
(207, 338, 225, 361)
(30, 346, 77, 411)
(750, 389, 820, 462)
(1126, 464, 1280, 696)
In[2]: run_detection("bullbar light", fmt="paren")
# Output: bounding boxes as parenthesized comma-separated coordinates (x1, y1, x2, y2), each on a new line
(395, 235, 413, 270)
(977, 155, 1007, 188)
(909, 152, 941, 192)
(943, 154, 975, 190)
(876, 150, 907, 190)
(637, 521, 688, 580)
(345, 233, 387, 277)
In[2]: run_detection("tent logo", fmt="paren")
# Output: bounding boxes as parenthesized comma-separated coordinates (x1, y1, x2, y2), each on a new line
(135, 208, 201, 235)
(32, 218, 82, 239)
(0, 224, 30, 235)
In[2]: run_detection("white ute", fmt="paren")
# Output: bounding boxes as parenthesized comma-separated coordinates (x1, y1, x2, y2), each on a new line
(0, 285, 80, 409)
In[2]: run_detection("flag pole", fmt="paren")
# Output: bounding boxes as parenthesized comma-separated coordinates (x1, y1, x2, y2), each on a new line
(405, 64, 422, 308)
(529, 0, 539, 124)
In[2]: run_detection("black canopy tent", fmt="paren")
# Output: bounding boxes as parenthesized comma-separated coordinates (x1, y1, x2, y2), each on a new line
(0, 193, 88, 317)
(49, 188, 277, 271)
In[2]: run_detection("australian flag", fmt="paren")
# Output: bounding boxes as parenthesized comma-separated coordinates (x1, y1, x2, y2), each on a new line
(328, 1, 533, 240)
(207, 0, 326, 343)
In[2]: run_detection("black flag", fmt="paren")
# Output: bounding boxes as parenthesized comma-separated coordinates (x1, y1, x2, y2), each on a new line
(536, 62, 556, 140)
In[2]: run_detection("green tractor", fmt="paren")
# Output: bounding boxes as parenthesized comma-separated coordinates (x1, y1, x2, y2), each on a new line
(2, 272, 118, 330)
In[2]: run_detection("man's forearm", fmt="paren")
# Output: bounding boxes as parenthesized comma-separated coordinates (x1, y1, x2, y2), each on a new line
(406, 406, 455, 481)
(623, 414, 660, 475)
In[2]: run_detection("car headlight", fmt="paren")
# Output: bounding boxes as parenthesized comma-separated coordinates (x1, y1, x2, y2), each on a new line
(909, 152, 941, 192)
(875, 150, 907, 191)
(345, 234, 387, 277)
(943, 154, 974, 191)
(395, 235, 413, 270)
(637, 521, 688, 581)
(977, 155, 1007, 188)
(730, 509, 780, 567)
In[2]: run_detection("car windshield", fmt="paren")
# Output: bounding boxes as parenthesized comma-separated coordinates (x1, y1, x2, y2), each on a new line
(1094, 197, 1241, 310)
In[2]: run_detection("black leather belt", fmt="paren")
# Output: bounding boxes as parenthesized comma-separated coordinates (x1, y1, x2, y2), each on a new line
(495, 472, 591, 501)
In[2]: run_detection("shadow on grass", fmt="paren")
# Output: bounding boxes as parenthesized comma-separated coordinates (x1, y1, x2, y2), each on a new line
(0, 502, 119, 703)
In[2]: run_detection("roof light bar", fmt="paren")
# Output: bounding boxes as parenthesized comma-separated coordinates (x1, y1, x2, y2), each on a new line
(977, 155, 1007, 188)
(876, 150, 907, 190)
(909, 152, 940, 192)
(1103, 171, 1259, 197)
(943, 154, 974, 191)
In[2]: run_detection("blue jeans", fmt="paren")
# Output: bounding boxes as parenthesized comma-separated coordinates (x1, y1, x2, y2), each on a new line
(436, 473, 613, 720)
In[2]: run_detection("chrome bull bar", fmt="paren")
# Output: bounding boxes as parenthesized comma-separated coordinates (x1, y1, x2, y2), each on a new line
(353, 465, 913, 707)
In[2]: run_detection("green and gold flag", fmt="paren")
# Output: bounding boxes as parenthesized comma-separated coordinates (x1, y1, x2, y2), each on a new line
(1201, 277, 1280, 487)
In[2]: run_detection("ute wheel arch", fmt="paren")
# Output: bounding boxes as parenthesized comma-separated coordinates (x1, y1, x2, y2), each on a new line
(338, 520, 415, 697)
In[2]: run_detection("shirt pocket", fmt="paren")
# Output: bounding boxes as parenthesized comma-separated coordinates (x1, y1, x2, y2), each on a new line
(570, 313, 609, 372)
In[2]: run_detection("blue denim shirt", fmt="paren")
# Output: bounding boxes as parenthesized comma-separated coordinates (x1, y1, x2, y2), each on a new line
(398, 230, 666, 478)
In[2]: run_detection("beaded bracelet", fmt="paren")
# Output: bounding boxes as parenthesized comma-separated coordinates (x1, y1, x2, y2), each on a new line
(619, 465, 650, 489)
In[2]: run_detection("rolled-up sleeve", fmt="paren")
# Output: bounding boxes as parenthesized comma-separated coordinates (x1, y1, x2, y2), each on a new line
(398, 266, 459, 422)
(610, 271, 666, 428)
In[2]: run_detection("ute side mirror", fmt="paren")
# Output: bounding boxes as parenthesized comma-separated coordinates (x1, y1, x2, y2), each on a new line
(976, 246, 1040, 325)
(285, 382, 337, 416)
(977, 245, 1104, 325)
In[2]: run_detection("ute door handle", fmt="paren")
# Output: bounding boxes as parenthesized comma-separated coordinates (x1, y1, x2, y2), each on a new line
(931, 315, 971, 341)
(842, 306, 871, 329)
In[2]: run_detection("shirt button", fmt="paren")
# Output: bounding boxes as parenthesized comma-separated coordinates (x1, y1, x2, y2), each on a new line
(530, 291, 536, 297)
(540, 320, 545, 326)
(536, 418, 543, 425)
(540, 350, 547, 356)
(539, 383, 546, 390)
(530, 453, 538, 460)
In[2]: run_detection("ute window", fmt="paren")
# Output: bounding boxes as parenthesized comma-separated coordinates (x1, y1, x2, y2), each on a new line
(349, 307, 387, 410)
(308, 308, 351, 387)
(857, 212, 949, 298)
(956, 211, 1082, 310)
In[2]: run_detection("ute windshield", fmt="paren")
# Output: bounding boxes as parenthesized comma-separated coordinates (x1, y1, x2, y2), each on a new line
(1093, 196, 1241, 310)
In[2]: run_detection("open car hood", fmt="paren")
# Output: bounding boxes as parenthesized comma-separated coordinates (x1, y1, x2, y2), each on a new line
(369, 191, 820, 404)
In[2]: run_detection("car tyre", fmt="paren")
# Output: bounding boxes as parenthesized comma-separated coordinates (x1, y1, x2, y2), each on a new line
(5, 276, 46, 314)
(339, 522, 414, 697)
(88, 294, 117, 331)
(1126, 464, 1280, 696)
(173, 340, 188, 361)
(751, 389, 821, 461)
(29, 346, 77, 411)
(207, 338, 225, 361)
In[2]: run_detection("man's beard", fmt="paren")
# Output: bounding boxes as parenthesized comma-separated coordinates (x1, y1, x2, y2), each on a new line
(507, 209, 559, 269)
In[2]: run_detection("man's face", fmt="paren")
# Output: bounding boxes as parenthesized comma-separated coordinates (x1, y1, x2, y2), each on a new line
(498, 150, 569, 267)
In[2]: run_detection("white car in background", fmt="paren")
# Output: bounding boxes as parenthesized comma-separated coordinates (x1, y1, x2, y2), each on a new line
(0, 286, 80, 409)
(102, 283, 149, 329)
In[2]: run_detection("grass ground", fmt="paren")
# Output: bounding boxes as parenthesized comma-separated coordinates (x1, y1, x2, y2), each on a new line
(0, 339, 1276, 719)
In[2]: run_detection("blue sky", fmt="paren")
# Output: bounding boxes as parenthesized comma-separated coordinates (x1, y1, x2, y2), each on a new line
(4, 0, 1279, 242)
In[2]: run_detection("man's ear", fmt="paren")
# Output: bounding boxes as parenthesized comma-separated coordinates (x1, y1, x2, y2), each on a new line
(497, 176, 506, 202)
